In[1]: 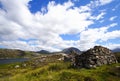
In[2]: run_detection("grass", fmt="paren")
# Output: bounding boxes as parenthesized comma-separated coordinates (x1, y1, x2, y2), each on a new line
(0, 48, 38, 59)
(0, 53, 120, 81)
(114, 52, 120, 62)
(0, 62, 120, 81)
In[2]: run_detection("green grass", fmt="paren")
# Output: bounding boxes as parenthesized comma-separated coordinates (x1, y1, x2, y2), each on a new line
(0, 53, 120, 81)
(0, 62, 120, 81)
(0, 48, 38, 59)
(114, 52, 120, 62)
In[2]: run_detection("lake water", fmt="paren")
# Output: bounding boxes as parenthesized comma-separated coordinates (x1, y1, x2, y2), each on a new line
(0, 58, 29, 64)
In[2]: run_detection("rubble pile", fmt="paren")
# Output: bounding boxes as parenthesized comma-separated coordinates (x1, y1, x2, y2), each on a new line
(74, 46, 118, 68)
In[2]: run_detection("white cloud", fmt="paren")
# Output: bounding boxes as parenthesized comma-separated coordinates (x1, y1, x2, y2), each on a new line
(90, 12, 106, 20)
(99, 20, 104, 23)
(99, 0, 113, 5)
(102, 30, 120, 41)
(78, 27, 106, 50)
(0, 0, 119, 51)
(109, 23, 118, 27)
(86, 0, 114, 8)
(96, 12, 106, 20)
(105, 43, 120, 50)
(80, 23, 116, 42)
(109, 16, 117, 21)
(78, 23, 119, 50)
(0, 40, 35, 51)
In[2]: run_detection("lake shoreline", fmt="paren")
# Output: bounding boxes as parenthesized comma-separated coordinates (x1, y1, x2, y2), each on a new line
(0, 58, 30, 64)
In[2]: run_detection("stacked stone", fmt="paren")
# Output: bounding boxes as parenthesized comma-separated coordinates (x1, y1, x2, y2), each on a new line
(74, 46, 118, 68)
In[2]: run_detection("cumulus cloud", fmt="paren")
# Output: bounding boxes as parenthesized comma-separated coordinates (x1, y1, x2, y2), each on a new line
(103, 30, 120, 41)
(0, 0, 119, 51)
(78, 23, 119, 50)
(0, 40, 35, 51)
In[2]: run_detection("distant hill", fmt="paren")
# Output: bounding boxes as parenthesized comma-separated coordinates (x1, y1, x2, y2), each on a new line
(112, 48, 120, 52)
(0, 49, 36, 59)
(62, 47, 81, 54)
(112, 48, 120, 62)
(36, 50, 50, 54)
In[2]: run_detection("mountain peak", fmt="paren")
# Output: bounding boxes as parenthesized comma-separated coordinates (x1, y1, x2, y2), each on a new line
(62, 47, 81, 54)
(112, 48, 120, 52)
(36, 50, 50, 54)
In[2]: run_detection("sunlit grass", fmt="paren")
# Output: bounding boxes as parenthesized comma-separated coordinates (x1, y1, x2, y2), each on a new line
(0, 61, 120, 81)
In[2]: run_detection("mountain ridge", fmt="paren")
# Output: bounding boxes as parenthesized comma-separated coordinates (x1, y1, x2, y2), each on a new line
(112, 48, 120, 52)
(62, 47, 81, 54)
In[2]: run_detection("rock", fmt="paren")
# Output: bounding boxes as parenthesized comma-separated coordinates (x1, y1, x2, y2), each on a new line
(74, 46, 118, 68)
(23, 64, 27, 67)
(15, 65, 20, 68)
(57, 57, 64, 61)
(115, 66, 120, 68)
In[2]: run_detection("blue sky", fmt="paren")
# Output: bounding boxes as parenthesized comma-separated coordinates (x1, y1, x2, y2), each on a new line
(28, 0, 91, 13)
(0, 0, 120, 51)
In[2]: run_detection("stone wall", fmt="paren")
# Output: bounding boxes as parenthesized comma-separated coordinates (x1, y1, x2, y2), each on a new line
(74, 46, 118, 68)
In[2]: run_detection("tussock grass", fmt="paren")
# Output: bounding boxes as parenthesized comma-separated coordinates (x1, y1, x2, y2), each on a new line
(0, 61, 120, 81)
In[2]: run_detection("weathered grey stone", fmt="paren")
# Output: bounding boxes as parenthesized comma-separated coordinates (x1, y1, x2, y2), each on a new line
(74, 46, 118, 68)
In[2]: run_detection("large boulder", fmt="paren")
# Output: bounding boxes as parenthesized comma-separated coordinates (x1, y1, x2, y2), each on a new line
(74, 46, 118, 68)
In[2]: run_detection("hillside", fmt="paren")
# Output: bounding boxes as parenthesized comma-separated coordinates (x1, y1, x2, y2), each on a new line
(0, 54, 119, 81)
(114, 52, 120, 63)
(36, 50, 51, 54)
(0, 49, 37, 59)
(112, 48, 120, 52)
(0, 46, 120, 81)
(0, 61, 120, 81)
(62, 47, 81, 54)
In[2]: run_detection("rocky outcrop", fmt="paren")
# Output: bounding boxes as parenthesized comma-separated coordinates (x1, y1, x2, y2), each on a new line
(74, 46, 118, 68)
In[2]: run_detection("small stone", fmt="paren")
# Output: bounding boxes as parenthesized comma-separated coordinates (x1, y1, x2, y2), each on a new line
(23, 64, 26, 67)
(96, 56, 99, 58)
(15, 65, 20, 68)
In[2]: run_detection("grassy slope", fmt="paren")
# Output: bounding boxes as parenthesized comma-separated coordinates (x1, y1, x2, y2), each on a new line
(0, 62, 120, 81)
(114, 52, 120, 62)
(0, 49, 36, 58)
(0, 52, 120, 81)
